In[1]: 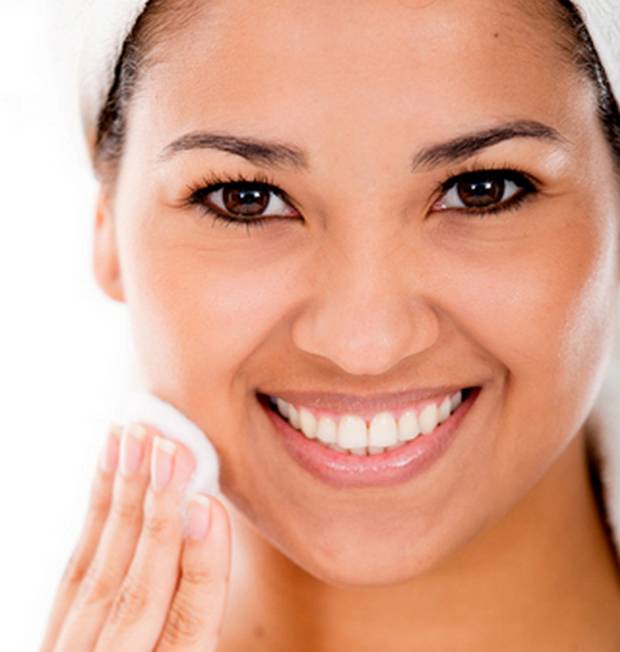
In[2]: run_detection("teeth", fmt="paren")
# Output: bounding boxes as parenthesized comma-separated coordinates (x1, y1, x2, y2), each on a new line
(288, 404, 301, 429)
(276, 397, 290, 417)
(316, 415, 338, 444)
(337, 415, 368, 449)
(268, 388, 467, 455)
(398, 411, 421, 442)
(299, 407, 317, 439)
(368, 412, 398, 448)
(418, 403, 439, 434)
(438, 396, 452, 424)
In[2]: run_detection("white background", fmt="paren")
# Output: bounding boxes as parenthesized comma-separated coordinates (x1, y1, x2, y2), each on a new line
(1, 2, 141, 649)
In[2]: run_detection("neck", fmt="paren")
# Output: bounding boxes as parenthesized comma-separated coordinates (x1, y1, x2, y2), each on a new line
(219, 428, 620, 651)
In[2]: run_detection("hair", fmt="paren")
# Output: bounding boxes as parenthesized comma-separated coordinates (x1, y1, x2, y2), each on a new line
(93, 0, 620, 189)
(94, 0, 203, 187)
(553, 0, 620, 177)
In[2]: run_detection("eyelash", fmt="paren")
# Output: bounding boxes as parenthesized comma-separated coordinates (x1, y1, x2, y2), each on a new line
(181, 163, 540, 233)
(183, 170, 290, 233)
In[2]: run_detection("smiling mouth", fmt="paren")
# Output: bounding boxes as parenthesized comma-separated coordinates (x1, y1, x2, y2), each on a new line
(257, 385, 482, 489)
(257, 386, 477, 457)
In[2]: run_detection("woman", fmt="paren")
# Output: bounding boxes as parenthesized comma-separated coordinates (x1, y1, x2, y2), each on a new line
(42, 0, 620, 649)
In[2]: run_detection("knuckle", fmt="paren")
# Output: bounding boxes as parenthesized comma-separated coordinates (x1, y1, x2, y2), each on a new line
(111, 497, 142, 524)
(161, 596, 205, 646)
(182, 566, 213, 588)
(143, 511, 167, 538)
(89, 484, 111, 520)
(107, 574, 149, 628)
(76, 562, 116, 608)
(142, 511, 174, 544)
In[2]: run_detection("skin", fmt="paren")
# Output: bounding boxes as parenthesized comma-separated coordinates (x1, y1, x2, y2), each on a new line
(40, 426, 232, 652)
(91, 0, 620, 648)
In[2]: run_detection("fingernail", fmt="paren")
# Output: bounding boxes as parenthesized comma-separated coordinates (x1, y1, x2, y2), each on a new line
(119, 423, 147, 477)
(99, 423, 122, 473)
(185, 494, 212, 540)
(150, 436, 176, 492)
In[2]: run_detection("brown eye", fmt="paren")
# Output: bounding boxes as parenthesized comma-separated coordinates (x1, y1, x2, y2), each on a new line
(435, 169, 536, 214)
(222, 185, 270, 216)
(456, 177, 504, 208)
(197, 182, 298, 220)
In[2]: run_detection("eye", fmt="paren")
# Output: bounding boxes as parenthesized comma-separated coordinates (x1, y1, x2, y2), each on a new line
(184, 171, 299, 233)
(202, 183, 298, 219)
(433, 168, 538, 217)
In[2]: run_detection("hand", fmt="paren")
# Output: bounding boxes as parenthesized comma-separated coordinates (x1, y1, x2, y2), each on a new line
(39, 422, 232, 651)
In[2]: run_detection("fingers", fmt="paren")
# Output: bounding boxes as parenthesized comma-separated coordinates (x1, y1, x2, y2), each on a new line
(39, 424, 121, 652)
(43, 418, 232, 652)
(53, 421, 155, 650)
(93, 432, 198, 651)
(156, 495, 232, 651)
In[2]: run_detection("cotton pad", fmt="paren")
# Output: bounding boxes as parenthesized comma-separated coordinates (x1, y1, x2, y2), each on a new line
(112, 391, 221, 498)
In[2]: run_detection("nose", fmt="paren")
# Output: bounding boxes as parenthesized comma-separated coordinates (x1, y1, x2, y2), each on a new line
(290, 236, 440, 377)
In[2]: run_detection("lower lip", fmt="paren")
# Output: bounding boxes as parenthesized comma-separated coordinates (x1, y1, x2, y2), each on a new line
(259, 387, 481, 489)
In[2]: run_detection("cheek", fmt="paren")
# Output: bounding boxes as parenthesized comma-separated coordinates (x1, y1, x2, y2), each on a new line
(118, 221, 298, 401)
(444, 209, 618, 490)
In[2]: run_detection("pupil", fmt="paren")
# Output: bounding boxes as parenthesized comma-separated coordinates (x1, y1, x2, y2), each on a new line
(224, 185, 270, 216)
(457, 178, 504, 208)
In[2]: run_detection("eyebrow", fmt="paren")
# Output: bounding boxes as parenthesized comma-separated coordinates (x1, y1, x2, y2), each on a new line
(158, 131, 309, 170)
(411, 119, 567, 170)
(158, 119, 567, 172)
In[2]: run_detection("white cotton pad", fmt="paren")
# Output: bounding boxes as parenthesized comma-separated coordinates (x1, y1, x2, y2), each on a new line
(112, 391, 221, 497)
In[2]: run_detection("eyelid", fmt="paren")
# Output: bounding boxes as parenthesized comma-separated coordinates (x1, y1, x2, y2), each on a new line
(182, 162, 540, 228)
(185, 172, 302, 217)
(206, 183, 298, 217)
(184, 163, 537, 202)
(435, 163, 540, 194)
(431, 166, 539, 210)
(439, 166, 536, 190)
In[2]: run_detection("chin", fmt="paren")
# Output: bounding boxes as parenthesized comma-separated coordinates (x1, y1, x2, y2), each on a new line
(291, 545, 443, 587)
(259, 514, 463, 587)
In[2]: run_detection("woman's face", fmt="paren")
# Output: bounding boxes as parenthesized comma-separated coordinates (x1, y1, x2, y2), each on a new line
(96, 0, 620, 584)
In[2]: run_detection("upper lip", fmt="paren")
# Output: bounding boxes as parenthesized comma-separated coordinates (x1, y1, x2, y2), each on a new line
(260, 384, 477, 415)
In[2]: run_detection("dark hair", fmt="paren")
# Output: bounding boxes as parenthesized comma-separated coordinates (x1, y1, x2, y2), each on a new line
(554, 0, 620, 177)
(94, 0, 620, 188)
(94, 0, 202, 187)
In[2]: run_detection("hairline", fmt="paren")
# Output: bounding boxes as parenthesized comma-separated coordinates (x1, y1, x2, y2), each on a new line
(93, 0, 620, 191)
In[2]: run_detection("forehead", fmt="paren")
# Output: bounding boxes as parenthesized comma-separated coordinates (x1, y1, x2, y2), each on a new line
(132, 0, 586, 171)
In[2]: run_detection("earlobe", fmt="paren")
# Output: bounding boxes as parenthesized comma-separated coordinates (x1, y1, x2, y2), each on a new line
(92, 188, 125, 303)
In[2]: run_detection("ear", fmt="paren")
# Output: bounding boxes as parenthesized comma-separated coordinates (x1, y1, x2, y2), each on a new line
(92, 187, 125, 303)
